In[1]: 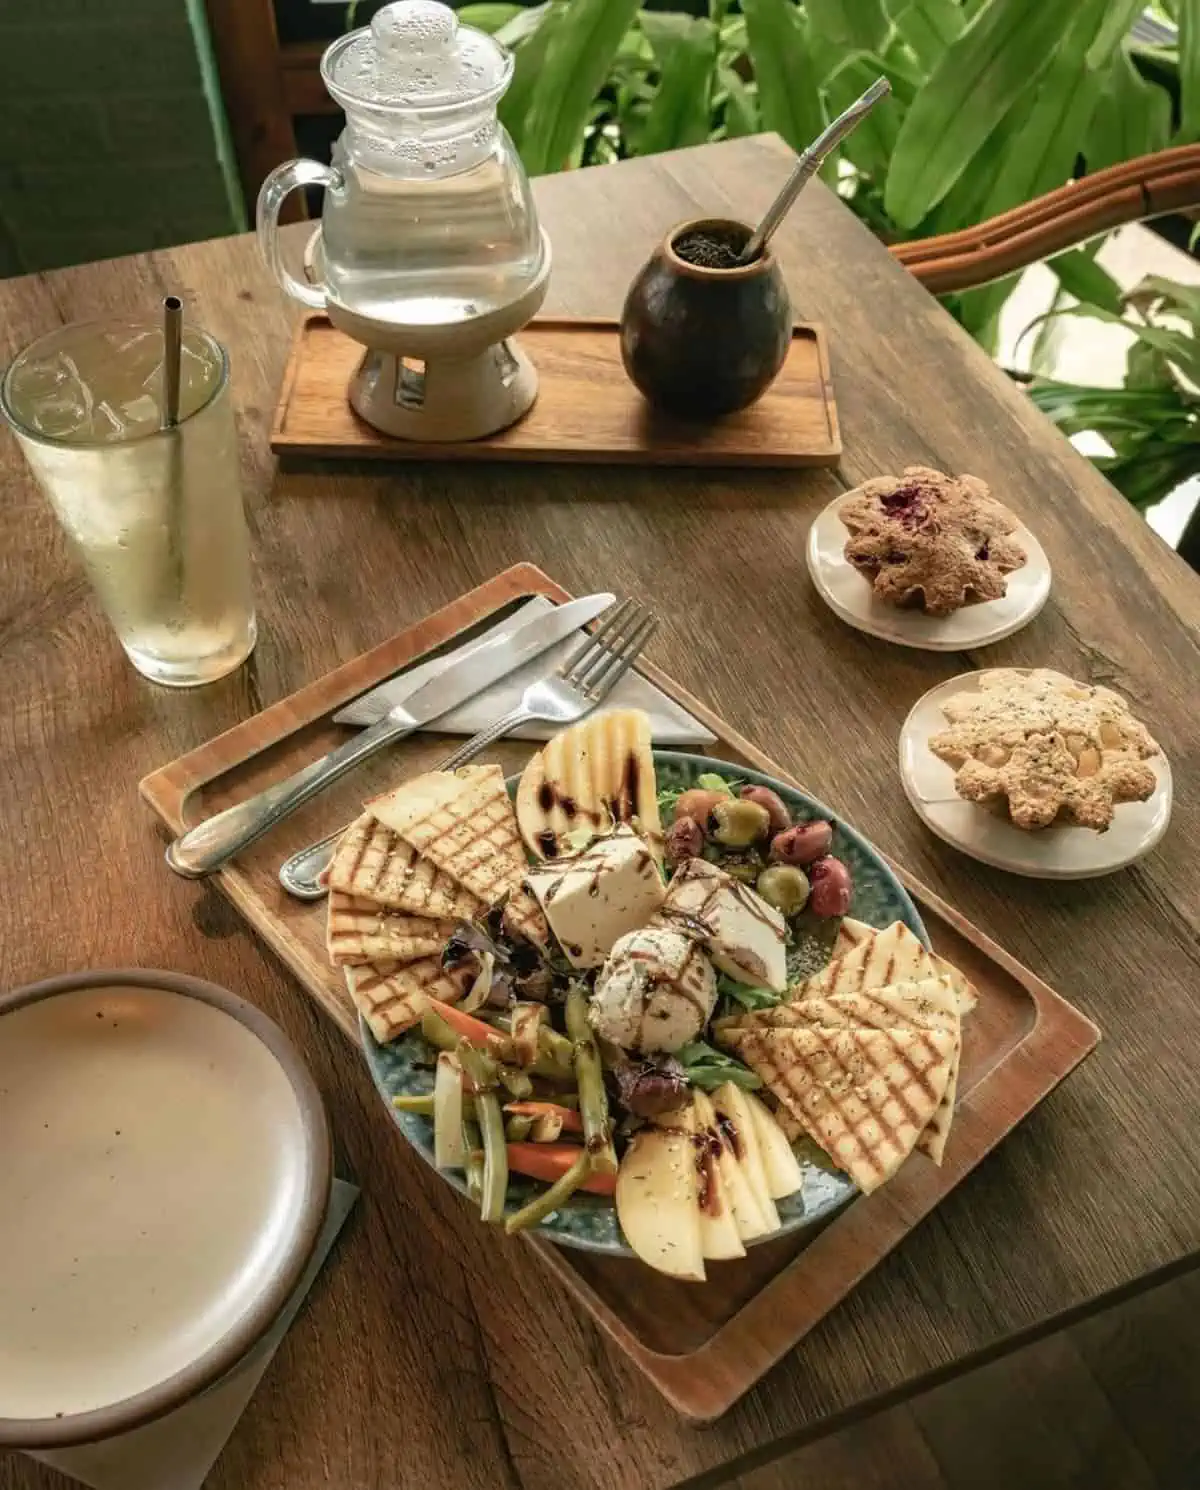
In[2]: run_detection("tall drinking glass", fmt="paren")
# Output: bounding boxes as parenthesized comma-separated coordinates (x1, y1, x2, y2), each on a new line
(1, 318, 256, 687)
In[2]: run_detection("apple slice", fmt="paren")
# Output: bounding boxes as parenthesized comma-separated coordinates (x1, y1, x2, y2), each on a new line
(616, 1124, 706, 1282)
(692, 1090, 773, 1243)
(743, 1089, 806, 1200)
(670, 1102, 742, 1262)
(711, 1082, 780, 1231)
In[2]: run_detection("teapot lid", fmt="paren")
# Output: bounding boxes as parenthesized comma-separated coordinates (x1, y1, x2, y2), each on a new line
(323, 0, 511, 112)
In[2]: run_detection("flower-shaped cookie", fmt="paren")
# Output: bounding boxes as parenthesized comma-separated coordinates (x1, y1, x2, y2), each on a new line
(839, 466, 1027, 616)
(928, 669, 1160, 831)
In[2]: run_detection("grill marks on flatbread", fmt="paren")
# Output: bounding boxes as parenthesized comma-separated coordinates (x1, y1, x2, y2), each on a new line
(345, 958, 473, 1044)
(326, 892, 457, 968)
(723, 1022, 957, 1193)
(328, 815, 483, 921)
(369, 765, 526, 909)
(837, 917, 978, 1016)
(718, 920, 973, 1183)
(328, 769, 536, 1043)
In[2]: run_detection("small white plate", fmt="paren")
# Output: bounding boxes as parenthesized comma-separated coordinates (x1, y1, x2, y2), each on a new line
(898, 671, 1173, 879)
(0, 972, 330, 1449)
(806, 494, 1052, 651)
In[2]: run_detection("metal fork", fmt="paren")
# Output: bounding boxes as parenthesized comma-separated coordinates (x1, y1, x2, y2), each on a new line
(277, 597, 658, 900)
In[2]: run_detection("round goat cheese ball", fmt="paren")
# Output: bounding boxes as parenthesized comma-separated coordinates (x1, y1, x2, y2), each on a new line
(589, 927, 717, 1054)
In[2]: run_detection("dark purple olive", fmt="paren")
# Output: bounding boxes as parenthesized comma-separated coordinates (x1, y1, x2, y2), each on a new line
(665, 815, 705, 864)
(739, 784, 791, 834)
(770, 820, 834, 867)
(808, 856, 853, 917)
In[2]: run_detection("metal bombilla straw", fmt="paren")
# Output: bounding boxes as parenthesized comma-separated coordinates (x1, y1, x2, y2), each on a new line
(161, 295, 186, 601)
(738, 77, 892, 265)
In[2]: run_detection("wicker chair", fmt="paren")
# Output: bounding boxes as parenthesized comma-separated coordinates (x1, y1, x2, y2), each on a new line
(890, 143, 1200, 293)
(892, 144, 1200, 570)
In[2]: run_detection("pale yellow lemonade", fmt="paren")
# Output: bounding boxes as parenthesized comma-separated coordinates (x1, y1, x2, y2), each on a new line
(2, 319, 255, 686)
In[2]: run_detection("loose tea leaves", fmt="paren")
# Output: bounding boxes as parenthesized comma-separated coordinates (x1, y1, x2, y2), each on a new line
(673, 229, 744, 270)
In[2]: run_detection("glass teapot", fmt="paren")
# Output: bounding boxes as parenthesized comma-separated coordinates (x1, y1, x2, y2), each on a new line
(256, 0, 547, 337)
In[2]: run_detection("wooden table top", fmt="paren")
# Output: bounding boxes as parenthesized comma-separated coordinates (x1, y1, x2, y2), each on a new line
(1, 134, 1198, 1490)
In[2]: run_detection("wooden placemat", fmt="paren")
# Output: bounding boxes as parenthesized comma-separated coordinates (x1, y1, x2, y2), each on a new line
(270, 315, 841, 466)
(139, 563, 1098, 1421)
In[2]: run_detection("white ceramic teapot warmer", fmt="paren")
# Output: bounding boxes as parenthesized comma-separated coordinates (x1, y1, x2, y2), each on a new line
(257, 0, 550, 442)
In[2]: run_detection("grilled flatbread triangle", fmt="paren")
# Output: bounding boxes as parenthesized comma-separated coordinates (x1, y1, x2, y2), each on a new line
(502, 882, 551, 951)
(345, 957, 472, 1044)
(724, 1023, 956, 1193)
(837, 917, 978, 1016)
(326, 892, 456, 968)
(327, 814, 483, 921)
(369, 766, 526, 909)
(721, 977, 962, 1168)
(803, 921, 933, 1000)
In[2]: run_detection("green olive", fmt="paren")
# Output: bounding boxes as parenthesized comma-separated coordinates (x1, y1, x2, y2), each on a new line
(720, 851, 764, 884)
(711, 798, 771, 848)
(756, 864, 810, 917)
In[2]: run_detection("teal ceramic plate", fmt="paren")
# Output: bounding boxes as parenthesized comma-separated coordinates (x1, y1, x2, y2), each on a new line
(362, 751, 928, 1255)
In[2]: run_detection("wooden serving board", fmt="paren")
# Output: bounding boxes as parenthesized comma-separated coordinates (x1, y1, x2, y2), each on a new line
(139, 563, 1098, 1422)
(270, 314, 841, 467)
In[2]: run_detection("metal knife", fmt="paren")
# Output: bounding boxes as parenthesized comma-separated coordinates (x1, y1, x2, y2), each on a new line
(164, 592, 615, 878)
(333, 596, 554, 728)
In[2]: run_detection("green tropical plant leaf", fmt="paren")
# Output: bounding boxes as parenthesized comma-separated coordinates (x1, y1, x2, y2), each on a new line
(496, 2, 555, 47)
(804, 0, 890, 52)
(885, 0, 1102, 229)
(884, 0, 964, 72)
(519, 0, 643, 174)
(952, 274, 1018, 355)
(742, 0, 825, 154)
(1029, 304, 1200, 389)
(823, 53, 905, 176)
(498, 2, 565, 148)
(456, 4, 524, 33)
(637, 15, 719, 155)
(1046, 250, 1123, 316)
(718, 66, 760, 139)
(971, 0, 1131, 224)
(1085, 44, 1173, 171)
(1127, 339, 1174, 391)
(1178, 0, 1200, 140)
(1125, 274, 1200, 325)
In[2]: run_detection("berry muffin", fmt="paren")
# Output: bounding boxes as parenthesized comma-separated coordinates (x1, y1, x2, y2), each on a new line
(839, 466, 1027, 616)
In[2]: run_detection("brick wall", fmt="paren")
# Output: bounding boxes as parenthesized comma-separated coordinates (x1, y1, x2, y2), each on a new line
(0, 0, 244, 277)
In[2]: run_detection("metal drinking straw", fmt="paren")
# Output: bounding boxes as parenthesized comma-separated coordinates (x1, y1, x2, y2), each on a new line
(738, 78, 891, 265)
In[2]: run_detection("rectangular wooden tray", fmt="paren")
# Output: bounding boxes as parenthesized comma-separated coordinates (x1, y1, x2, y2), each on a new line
(139, 563, 1099, 1421)
(270, 314, 841, 466)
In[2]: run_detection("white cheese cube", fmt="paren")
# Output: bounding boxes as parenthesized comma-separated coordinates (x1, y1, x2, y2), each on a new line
(661, 858, 787, 992)
(525, 826, 666, 969)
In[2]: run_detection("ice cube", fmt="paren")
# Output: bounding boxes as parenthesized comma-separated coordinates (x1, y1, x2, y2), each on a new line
(22, 352, 94, 439)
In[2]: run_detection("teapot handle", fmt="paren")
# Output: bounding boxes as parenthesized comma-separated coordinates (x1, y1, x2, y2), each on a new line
(256, 160, 342, 310)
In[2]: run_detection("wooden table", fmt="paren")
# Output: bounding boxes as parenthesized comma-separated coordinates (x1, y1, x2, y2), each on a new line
(1, 135, 1198, 1490)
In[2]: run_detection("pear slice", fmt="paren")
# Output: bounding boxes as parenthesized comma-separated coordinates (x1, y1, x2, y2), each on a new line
(692, 1090, 773, 1243)
(615, 1121, 706, 1282)
(711, 1082, 780, 1229)
(742, 1089, 806, 1200)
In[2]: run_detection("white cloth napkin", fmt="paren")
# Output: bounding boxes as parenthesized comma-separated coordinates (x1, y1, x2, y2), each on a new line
(333, 596, 716, 745)
(29, 1179, 359, 1490)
